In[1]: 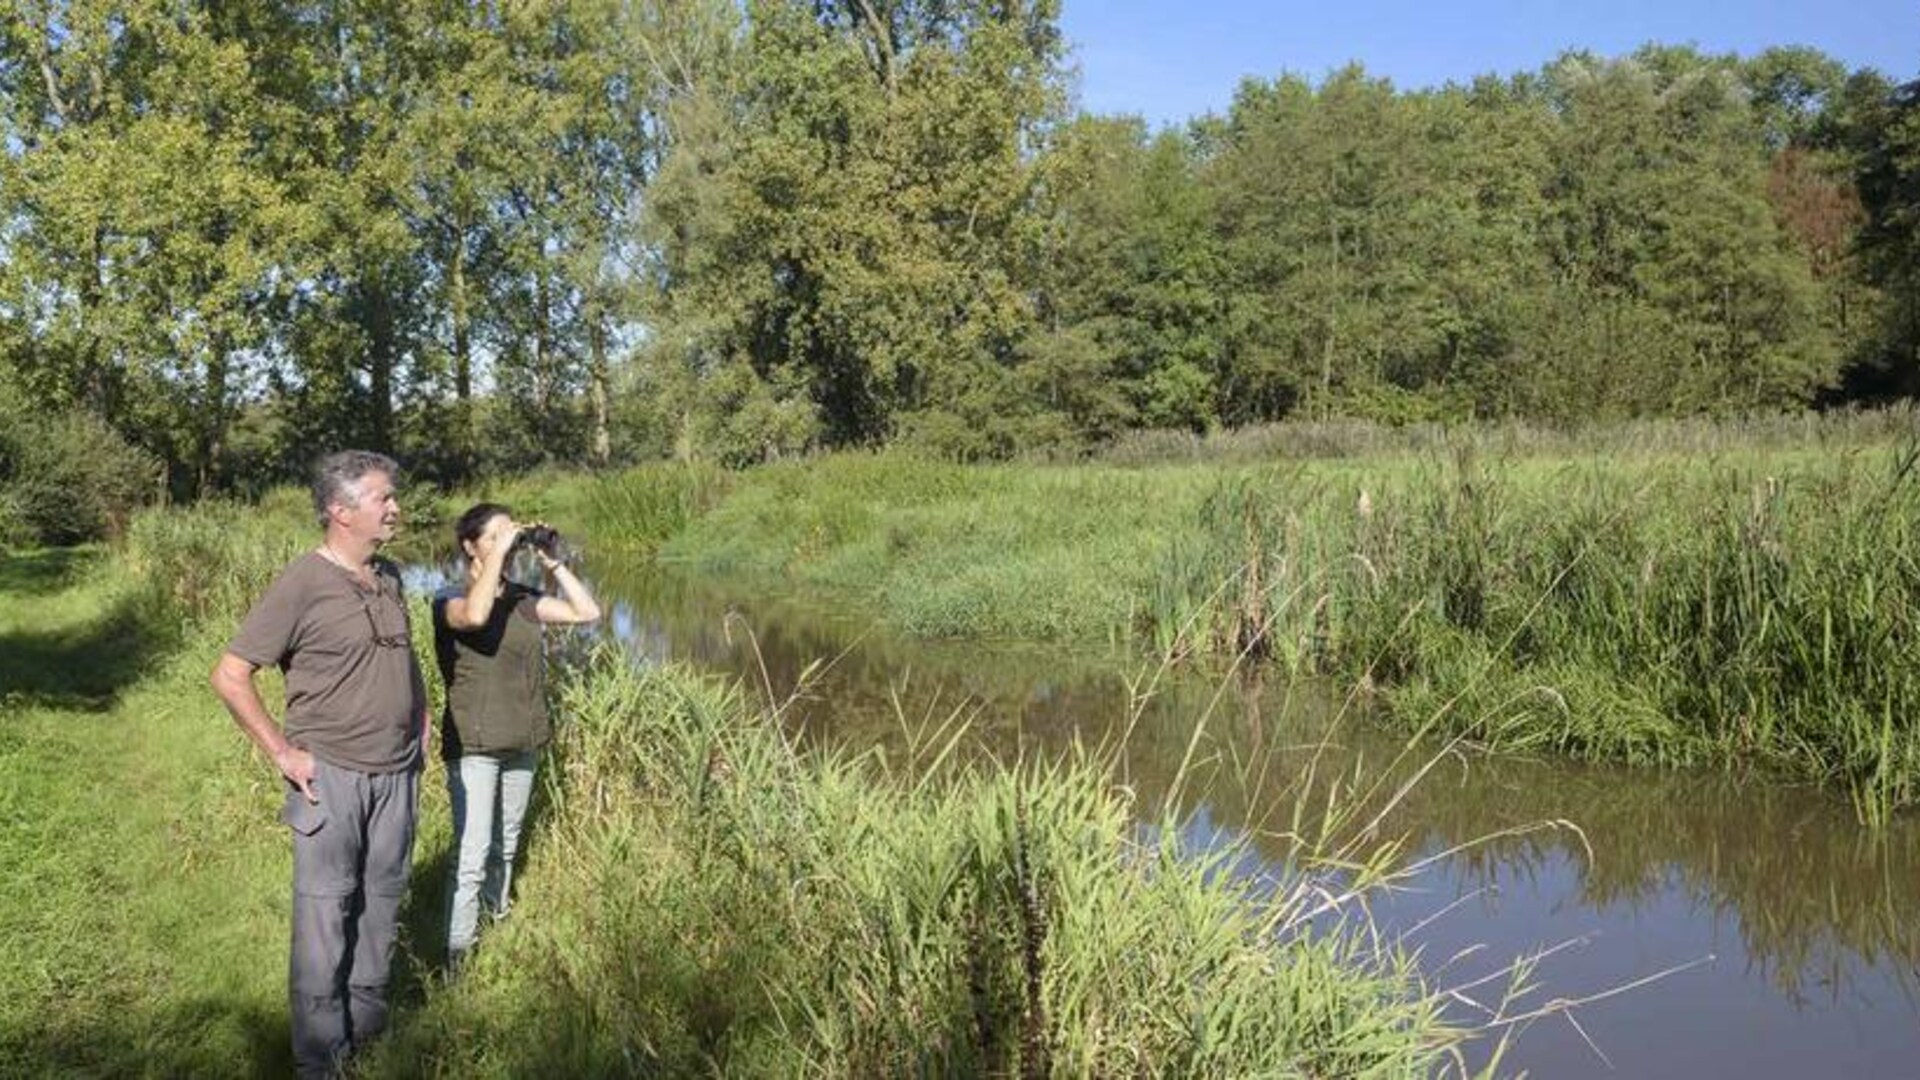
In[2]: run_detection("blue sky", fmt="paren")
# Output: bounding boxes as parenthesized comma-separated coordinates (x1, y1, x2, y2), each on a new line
(1059, 1, 1919, 127)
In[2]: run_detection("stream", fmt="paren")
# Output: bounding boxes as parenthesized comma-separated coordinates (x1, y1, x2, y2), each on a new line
(453, 555, 1920, 1077)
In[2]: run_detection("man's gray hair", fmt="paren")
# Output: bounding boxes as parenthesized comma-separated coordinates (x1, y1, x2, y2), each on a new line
(311, 450, 400, 528)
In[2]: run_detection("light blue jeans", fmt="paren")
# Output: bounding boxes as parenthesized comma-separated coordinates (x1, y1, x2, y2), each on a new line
(445, 750, 539, 955)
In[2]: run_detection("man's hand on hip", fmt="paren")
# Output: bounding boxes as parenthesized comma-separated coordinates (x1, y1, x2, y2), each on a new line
(276, 745, 318, 803)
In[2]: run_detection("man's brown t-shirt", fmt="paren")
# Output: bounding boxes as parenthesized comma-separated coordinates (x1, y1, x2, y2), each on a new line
(229, 552, 424, 773)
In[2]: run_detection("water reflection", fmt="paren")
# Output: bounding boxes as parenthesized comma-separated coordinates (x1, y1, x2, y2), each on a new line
(500, 557, 1920, 1077)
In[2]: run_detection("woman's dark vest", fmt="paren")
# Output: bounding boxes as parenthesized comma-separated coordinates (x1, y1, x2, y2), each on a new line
(433, 582, 549, 758)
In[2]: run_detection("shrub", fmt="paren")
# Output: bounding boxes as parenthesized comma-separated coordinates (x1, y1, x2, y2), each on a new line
(122, 494, 311, 627)
(0, 410, 161, 546)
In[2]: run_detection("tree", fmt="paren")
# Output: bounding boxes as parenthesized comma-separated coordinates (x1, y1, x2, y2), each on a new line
(1845, 76, 1920, 398)
(1208, 66, 1520, 424)
(645, 0, 1068, 458)
(1, 0, 311, 494)
(1527, 48, 1839, 415)
(1743, 45, 1847, 151)
(1034, 116, 1222, 435)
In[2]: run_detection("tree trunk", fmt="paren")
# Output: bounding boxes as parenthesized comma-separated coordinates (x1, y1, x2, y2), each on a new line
(589, 314, 612, 467)
(535, 268, 552, 417)
(451, 227, 474, 472)
(851, 0, 897, 95)
(1322, 210, 1339, 418)
(81, 224, 111, 418)
(365, 278, 395, 451)
(197, 334, 231, 498)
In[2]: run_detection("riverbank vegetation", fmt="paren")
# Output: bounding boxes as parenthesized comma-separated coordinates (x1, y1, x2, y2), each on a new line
(368, 648, 1472, 1077)
(3, 500, 1481, 1074)
(11, 1, 1920, 1068)
(7, 0, 1917, 814)
(576, 413, 1920, 819)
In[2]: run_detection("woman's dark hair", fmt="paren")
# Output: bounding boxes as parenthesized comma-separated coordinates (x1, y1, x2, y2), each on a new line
(454, 502, 512, 552)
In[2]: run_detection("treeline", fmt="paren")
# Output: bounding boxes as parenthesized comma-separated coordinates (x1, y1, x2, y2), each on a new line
(3, 1, 1917, 501)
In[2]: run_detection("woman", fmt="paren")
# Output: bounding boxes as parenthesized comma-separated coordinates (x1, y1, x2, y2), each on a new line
(435, 502, 601, 968)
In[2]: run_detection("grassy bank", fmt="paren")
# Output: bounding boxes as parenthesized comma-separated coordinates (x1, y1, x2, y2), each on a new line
(3, 500, 1470, 1074)
(580, 415, 1920, 817)
(0, 512, 310, 1074)
(369, 649, 1469, 1076)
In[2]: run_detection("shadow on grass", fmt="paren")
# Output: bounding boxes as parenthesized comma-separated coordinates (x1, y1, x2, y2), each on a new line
(395, 829, 458, 1007)
(2, 842, 466, 1080)
(3, 838, 467, 1080)
(0, 996, 291, 1079)
(0, 587, 177, 711)
(0, 548, 105, 599)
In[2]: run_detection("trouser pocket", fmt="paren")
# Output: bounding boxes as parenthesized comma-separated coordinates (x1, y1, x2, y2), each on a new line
(279, 782, 328, 836)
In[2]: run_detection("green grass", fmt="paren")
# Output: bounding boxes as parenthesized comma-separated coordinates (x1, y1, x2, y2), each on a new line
(365, 647, 1471, 1077)
(584, 414, 1920, 818)
(0, 550, 294, 1074)
(0, 502, 446, 1077)
(0, 546, 159, 709)
(4, 499, 1478, 1076)
(661, 453, 1214, 641)
(1090, 407, 1918, 466)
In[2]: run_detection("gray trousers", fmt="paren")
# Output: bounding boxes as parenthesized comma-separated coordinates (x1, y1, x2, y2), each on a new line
(280, 755, 418, 1079)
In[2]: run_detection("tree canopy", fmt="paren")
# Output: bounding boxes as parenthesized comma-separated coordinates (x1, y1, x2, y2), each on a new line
(2, 2, 1916, 504)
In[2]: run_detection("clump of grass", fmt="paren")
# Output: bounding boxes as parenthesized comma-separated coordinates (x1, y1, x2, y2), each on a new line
(367, 647, 1474, 1076)
(583, 413, 1920, 816)
(1141, 440, 1920, 818)
(120, 492, 312, 626)
(1096, 407, 1918, 466)
(579, 461, 730, 554)
(656, 453, 1210, 640)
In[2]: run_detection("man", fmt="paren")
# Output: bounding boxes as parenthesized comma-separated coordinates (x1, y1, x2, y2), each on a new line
(210, 450, 428, 1078)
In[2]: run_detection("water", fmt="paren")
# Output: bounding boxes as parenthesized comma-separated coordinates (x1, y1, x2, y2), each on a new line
(526, 558, 1920, 1077)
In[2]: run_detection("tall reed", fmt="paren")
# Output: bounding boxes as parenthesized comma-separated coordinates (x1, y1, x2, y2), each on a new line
(578, 461, 730, 554)
(120, 490, 312, 627)
(369, 648, 1478, 1076)
(1144, 441, 1920, 818)
(579, 419, 1920, 817)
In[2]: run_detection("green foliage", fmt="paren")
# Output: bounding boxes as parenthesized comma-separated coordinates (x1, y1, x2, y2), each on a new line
(1531, 50, 1840, 413)
(366, 649, 1463, 1076)
(1144, 438, 1920, 819)
(1036, 118, 1223, 433)
(120, 491, 312, 627)
(593, 414, 1920, 817)
(0, 408, 160, 547)
(0, 504, 1467, 1077)
(3, 5, 1917, 483)
(578, 461, 732, 553)
(1846, 77, 1920, 399)
(0, 0, 315, 496)
(643, 0, 1069, 454)
(659, 452, 1199, 639)
(1743, 45, 1849, 150)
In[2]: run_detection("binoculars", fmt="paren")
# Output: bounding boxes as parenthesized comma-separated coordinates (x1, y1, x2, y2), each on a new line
(510, 525, 561, 556)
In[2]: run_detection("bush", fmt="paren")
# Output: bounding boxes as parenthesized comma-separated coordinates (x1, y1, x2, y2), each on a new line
(121, 495, 312, 627)
(0, 410, 161, 546)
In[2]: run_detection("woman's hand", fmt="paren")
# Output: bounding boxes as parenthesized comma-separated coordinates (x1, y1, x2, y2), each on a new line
(529, 519, 561, 570)
(446, 511, 522, 630)
(532, 526, 602, 625)
(482, 515, 522, 560)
